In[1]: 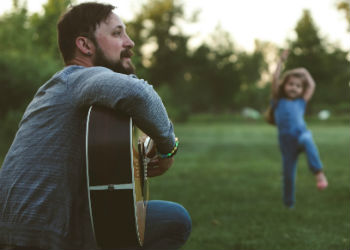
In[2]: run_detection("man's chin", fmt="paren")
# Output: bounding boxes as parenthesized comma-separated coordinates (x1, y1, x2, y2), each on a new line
(93, 52, 135, 74)
(119, 59, 135, 75)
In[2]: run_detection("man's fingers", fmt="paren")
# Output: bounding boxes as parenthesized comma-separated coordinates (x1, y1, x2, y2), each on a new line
(147, 165, 168, 177)
(147, 168, 163, 177)
(147, 157, 159, 167)
(147, 157, 173, 177)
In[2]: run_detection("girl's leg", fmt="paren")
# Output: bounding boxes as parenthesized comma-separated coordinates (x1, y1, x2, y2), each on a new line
(279, 135, 299, 208)
(142, 200, 192, 250)
(298, 131, 323, 173)
(298, 131, 328, 189)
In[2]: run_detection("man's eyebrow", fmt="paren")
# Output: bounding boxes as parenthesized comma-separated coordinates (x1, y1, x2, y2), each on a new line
(113, 25, 124, 30)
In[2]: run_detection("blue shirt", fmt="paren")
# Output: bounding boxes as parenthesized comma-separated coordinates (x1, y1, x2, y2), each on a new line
(0, 66, 176, 249)
(274, 98, 307, 136)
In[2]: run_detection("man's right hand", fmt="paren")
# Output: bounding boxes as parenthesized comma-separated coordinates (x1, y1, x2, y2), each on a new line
(147, 157, 174, 177)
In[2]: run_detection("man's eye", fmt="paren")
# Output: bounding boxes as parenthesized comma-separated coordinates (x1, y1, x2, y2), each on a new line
(113, 31, 122, 36)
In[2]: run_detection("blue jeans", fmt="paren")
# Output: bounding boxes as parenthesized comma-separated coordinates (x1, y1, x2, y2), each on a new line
(1, 201, 191, 250)
(142, 200, 192, 249)
(278, 131, 323, 208)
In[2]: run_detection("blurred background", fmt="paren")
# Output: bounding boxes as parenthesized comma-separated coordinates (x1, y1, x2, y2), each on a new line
(0, 0, 349, 249)
(0, 0, 349, 133)
(0, 0, 349, 126)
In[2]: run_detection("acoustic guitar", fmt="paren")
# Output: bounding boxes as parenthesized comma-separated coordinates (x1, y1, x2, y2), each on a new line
(85, 105, 151, 249)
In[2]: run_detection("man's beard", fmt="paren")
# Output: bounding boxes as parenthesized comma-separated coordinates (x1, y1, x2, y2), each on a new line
(93, 46, 135, 75)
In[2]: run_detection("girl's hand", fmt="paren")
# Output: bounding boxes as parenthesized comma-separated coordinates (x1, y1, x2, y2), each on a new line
(296, 67, 315, 102)
(272, 49, 289, 97)
(280, 49, 289, 62)
(293, 67, 308, 75)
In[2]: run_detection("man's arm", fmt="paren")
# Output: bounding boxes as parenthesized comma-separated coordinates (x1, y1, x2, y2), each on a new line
(72, 67, 176, 155)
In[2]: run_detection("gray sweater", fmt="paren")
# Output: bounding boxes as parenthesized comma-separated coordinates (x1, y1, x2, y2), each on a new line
(0, 65, 176, 249)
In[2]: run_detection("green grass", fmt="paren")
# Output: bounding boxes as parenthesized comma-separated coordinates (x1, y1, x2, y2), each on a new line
(149, 122, 350, 250)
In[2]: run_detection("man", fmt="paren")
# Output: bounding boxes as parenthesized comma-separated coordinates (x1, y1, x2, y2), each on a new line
(0, 2, 191, 250)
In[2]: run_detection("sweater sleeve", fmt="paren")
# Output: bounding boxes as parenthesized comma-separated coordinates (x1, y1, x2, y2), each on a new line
(70, 66, 175, 154)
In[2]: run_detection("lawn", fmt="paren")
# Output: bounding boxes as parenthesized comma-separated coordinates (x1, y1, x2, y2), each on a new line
(148, 121, 350, 250)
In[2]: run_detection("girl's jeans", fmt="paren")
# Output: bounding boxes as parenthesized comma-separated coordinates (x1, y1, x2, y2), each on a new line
(142, 200, 192, 249)
(278, 130, 323, 208)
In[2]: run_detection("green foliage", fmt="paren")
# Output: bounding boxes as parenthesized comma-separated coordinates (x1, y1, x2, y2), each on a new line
(0, 2, 31, 53)
(126, 0, 348, 118)
(337, 0, 350, 31)
(0, 110, 23, 157)
(29, 0, 72, 58)
(0, 51, 60, 117)
(0, 0, 348, 127)
(0, 1, 63, 119)
(157, 84, 191, 122)
(0, 0, 65, 148)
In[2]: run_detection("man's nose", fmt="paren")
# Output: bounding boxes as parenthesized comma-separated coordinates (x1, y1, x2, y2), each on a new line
(124, 34, 135, 49)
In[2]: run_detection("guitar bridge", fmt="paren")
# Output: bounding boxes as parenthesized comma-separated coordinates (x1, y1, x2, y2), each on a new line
(108, 184, 114, 191)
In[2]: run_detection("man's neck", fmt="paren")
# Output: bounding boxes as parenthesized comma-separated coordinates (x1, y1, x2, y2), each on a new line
(66, 55, 94, 67)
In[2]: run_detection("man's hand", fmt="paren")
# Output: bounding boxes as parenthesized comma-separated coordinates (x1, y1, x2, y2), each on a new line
(147, 157, 174, 177)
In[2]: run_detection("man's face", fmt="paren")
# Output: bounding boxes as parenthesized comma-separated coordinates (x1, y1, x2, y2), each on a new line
(92, 13, 135, 74)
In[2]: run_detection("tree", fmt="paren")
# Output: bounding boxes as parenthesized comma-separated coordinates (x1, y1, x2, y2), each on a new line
(337, 0, 350, 31)
(126, 0, 195, 120)
(0, 1, 37, 117)
(30, 0, 72, 58)
(234, 41, 269, 111)
(187, 26, 240, 112)
(126, 0, 268, 114)
(285, 9, 349, 112)
(0, 0, 64, 118)
(0, 1, 31, 53)
(127, 0, 192, 87)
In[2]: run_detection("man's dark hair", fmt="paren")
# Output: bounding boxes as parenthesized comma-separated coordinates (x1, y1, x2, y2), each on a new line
(57, 2, 115, 63)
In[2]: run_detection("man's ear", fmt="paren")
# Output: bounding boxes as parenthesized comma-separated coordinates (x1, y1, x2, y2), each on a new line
(75, 36, 95, 56)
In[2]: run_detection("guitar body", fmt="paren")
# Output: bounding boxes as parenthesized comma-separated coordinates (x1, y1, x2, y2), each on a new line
(85, 105, 149, 249)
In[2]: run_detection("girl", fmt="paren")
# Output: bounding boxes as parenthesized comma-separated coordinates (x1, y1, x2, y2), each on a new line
(267, 50, 328, 208)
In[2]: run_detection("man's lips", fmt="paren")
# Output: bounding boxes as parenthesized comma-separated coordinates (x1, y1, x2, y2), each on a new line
(121, 49, 134, 58)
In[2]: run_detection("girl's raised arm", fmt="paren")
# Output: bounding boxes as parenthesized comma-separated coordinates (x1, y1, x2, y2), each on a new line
(293, 67, 316, 102)
(271, 50, 289, 98)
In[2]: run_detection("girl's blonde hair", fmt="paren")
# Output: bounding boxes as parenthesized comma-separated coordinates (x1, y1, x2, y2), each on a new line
(265, 70, 308, 125)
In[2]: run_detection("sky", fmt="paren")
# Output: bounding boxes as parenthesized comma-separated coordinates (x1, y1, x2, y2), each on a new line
(1, 0, 349, 52)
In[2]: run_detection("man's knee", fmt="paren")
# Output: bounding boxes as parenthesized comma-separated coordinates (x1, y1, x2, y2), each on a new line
(168, 202, 192, 240)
